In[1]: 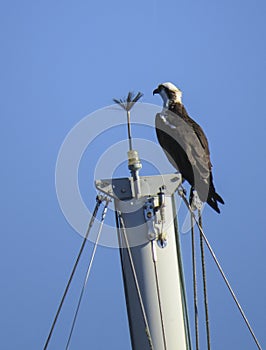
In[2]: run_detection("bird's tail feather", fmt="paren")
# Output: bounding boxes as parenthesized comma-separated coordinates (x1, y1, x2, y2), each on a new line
(207, 188, 224, 213)
(214, 191, 224, 204)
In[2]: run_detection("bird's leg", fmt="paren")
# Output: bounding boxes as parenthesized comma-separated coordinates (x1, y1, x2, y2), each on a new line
(190, 187, 203, 211)
(189, 187, 194, 206)
(178, 184, 187, 197)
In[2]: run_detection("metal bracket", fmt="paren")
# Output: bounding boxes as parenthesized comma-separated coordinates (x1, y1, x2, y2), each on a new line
(95, 173, 182, 200)
(144, 198, 157, 240)
(143, 193, 167, 248)
(156, 187, 167, 248)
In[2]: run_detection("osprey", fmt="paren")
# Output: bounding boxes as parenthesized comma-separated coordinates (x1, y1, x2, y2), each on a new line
(153, 82, 224, 213)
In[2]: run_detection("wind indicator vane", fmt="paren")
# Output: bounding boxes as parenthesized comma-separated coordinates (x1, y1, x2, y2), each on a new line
(113, 91, 143, 197)
(113, 91, 143, 151)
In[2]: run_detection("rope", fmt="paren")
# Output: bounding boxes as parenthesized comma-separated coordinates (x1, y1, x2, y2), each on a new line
(117, 212, 154, 350)
(65, 198, 110, 350)
(198, 211, 211, 350)
(178, 189, 262, 350)
(191, 214, 200, 350)
(43, 195, 103, 350)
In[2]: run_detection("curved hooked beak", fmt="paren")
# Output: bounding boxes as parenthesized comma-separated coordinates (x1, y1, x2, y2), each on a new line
(153, 88, 160, 95)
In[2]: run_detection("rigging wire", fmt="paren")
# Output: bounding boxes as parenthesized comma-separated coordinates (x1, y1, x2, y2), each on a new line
(198, 211, 211, 350)
(117, 212, 154, 350)
(43, 195, 103, 350)
(65, 198, 111, 350)
(178, 189, 262, 350)
(152, 241, 168, 350)
(191, 213, 200, 350)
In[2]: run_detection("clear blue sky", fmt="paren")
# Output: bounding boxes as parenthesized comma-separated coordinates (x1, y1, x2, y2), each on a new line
(1, 0, 266, 349)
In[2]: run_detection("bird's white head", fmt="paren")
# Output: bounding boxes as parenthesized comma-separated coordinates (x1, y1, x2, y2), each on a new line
(153, 82, 182, 107)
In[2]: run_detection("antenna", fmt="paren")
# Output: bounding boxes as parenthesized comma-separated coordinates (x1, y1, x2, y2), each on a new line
(113, 91, 143, 152)
(113, 91, 143, 196)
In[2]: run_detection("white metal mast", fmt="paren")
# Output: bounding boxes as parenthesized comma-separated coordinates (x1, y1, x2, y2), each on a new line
(96, 172, 191, 349)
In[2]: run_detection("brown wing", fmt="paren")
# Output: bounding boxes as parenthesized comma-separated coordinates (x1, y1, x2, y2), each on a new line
(179, 105, 212, 169)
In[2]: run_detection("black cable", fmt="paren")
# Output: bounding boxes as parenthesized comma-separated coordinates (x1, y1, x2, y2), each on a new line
(153, 254, 168, 350)
(117, 212, 154, 350)
(198, 210, 211, 350)
(43, 195, 103, 350)
(191, 214, 200, 350)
